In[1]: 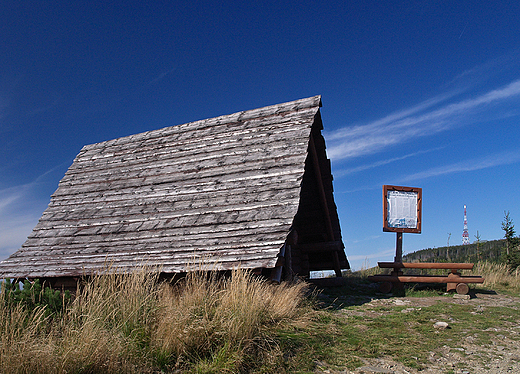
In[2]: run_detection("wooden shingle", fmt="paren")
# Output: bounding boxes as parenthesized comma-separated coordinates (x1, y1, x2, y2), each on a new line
(0, 96, 349, 282)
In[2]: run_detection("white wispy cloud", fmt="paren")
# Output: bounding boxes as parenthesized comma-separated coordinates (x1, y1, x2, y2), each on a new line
(0, 185, 40, 259)
(348, 235, 382, 244)
(334, 147, 445, 177)
(400, 149, 520, 183)
(0, 215, 39, 260)
(0, 166, 64, 260)
(326, 79, 520, 161)
(0, 188, 25, 212)
(347, 247, 396, 270)
(348, 249, 395, 261)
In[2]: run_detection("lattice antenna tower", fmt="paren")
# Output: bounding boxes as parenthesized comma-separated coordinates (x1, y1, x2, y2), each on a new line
(462, 204, 470, 245)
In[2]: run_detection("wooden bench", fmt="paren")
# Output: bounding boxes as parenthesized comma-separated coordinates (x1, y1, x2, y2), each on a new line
(368, 262, 484, 294)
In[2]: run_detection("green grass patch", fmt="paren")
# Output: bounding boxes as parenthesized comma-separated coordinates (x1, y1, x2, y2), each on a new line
(274, 280, 520, 372)
(2, 264, 519, 373)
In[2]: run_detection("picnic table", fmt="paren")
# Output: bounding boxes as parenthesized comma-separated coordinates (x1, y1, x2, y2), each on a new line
(368, 262, 484, 295)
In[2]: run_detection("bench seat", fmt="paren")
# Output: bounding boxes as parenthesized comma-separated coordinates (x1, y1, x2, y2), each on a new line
(368, 274, 484, 284)
(368, 261, 484, 294)
(378, 262, 474, 270)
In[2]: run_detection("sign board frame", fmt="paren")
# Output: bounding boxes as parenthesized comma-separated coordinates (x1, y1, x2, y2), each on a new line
(383, 185, 422, 234)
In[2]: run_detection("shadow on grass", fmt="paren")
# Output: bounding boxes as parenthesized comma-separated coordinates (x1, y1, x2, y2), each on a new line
(472, 288, 498, 295)
(307, 275, 500, 310)
(307, 275, 392, 310)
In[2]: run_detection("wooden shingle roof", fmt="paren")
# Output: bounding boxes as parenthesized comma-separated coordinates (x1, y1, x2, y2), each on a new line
(0, 95, 348, 280)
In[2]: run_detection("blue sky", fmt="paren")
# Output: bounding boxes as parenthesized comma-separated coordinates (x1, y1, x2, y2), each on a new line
(1, 1, 520, 270)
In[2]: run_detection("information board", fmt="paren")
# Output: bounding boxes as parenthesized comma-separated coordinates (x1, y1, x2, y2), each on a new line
(383, 185, 422, 233)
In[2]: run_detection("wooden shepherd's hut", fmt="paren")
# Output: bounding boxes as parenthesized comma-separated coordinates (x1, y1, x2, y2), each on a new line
(0, 96, 349, 288)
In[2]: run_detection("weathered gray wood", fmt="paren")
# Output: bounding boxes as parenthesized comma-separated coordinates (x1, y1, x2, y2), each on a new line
(64, 126, 312, 169)
(61, 138, 311, 184)
(378, 262, 475, 270)
(367, 274, 484, 284)
(0, 95, 349, 280)
(308, 134, 341, 277)
(52, 167, 305, 197)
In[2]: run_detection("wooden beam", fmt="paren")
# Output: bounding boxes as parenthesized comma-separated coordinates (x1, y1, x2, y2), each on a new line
(368, 274, 484, 284)
(395, 232, 403, 263)
(270, 245, 286, 283)
(378, 262, 474, 270)
(308, 261, 344, 271)
(296, 241, 343, 253)
(309, 133, 334, 241)
(309, 134, 341, 277)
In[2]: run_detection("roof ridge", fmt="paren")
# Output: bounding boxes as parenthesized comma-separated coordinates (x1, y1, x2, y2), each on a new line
(82, 96, 321, 151)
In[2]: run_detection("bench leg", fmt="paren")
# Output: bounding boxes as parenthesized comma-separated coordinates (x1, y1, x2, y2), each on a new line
(456, 283, 469, 295)
(379, 281, 393, 293)
(447, 272, 462, 293)
(446, 282, 457, 292)
(447, 282, 470, 294)
(388, 270, 404, 291)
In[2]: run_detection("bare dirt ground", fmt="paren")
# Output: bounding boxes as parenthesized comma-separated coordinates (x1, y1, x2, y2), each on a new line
(318, 291, 520, 374)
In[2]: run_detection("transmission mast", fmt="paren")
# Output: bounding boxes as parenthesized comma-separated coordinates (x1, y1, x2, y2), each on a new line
(462, 204, 470, 245)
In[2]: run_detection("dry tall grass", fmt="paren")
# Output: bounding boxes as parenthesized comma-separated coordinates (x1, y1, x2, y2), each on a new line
(0, 302, 52, 372)
(0, 267, 310, 373)
(473, 260, 520, 290)
(154, 269, 308, 371)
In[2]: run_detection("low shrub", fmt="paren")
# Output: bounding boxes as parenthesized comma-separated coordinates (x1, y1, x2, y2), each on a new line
(2, 279, 71, 317)
(0, 267, 311, 373)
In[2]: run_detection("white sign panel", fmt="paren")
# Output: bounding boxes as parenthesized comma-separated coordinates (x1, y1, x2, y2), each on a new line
(387, 190, 418, 229)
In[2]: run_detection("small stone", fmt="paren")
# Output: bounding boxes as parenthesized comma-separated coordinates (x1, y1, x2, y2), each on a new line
(453, 294, 470, 300)
(357, 366, 394, 373)
(314, 360, 327, 368)
(434, 321, 450, 329)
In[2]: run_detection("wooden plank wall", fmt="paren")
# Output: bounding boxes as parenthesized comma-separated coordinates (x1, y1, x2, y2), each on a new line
(290, 111, 349, 276)
(0, 95, 349, 281)
(0, 96, 322, 279)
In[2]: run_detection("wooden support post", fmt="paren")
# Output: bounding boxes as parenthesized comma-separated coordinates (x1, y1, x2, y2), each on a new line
(392, 232, 403, 276)
(309, 133, 342, 277)
(270, 245, 286, 283)
(395, 232, 403, 263)
(286, 244, 293, 282)
(284, 229, 297, 282)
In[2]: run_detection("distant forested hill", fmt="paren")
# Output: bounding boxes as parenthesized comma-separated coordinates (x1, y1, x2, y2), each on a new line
(403, 239, 506, 263)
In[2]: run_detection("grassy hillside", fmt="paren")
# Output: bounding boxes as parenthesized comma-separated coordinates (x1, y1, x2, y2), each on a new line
(403, 238, 507, 263)
(1, 262, 520, 373)
(1, 268, 311, 373)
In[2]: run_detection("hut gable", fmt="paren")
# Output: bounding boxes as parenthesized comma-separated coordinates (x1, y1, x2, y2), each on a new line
(0, 96, 348, 282)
